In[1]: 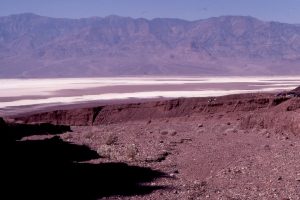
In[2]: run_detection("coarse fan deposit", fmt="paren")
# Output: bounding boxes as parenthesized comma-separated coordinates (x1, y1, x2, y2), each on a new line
(2, 89, 300, 199)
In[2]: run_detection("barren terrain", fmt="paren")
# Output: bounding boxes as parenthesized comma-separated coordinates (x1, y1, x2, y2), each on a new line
(2, 91, 300, 199)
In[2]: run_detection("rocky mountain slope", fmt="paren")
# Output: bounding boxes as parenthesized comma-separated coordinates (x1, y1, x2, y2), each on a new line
(1, 13, 300, 77)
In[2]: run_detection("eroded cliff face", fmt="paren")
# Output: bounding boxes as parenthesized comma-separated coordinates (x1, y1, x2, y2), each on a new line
(12, 93, 300, 135)
(239, 97, 300, 135)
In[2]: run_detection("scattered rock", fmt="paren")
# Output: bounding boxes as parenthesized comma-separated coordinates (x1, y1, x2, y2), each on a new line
(171, 131, 177, 136)
(97, 145, 112, 159)
(85, 132, 94, 139)
(105, 134, 118, 145)
(126, 144, 139, 160)
(145, 151, 170, 163)
(180, 138, 192, 143)
(200, 181, 207, 187)
(264, 145, 271, 150)
(160, 130, 168, 135)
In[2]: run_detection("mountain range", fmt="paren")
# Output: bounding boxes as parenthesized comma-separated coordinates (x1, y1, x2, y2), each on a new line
(1, 13, 300, 77)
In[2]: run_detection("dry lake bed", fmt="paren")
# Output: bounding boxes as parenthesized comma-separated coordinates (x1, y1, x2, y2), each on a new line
(1, 76, 300, 116)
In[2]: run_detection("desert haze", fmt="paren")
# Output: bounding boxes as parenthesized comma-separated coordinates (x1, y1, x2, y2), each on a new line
(1, 13, 300, 77)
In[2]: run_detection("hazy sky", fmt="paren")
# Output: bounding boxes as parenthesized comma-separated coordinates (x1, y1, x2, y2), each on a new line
(1, 0, 300, 23)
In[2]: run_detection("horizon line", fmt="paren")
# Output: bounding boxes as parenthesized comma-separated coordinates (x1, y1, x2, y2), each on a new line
(1, 12, 298, 25)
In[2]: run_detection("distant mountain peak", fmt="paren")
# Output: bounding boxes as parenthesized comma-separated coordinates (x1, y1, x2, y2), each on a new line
(10, 12, 43, 18)
(0, 13, 300, 77)
(105, 15, 125, 19)
(0, 13, 291, 24)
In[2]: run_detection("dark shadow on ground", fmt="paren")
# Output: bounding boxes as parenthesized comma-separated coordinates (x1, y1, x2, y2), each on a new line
(1, 118, 71, 140)
(0, 118, 166, 199)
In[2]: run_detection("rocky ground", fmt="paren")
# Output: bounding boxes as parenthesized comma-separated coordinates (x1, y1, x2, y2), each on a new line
(2, 92, 300, 199)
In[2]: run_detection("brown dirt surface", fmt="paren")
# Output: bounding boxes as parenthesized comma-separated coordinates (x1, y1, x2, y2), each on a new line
(3, 92, 300, 199)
